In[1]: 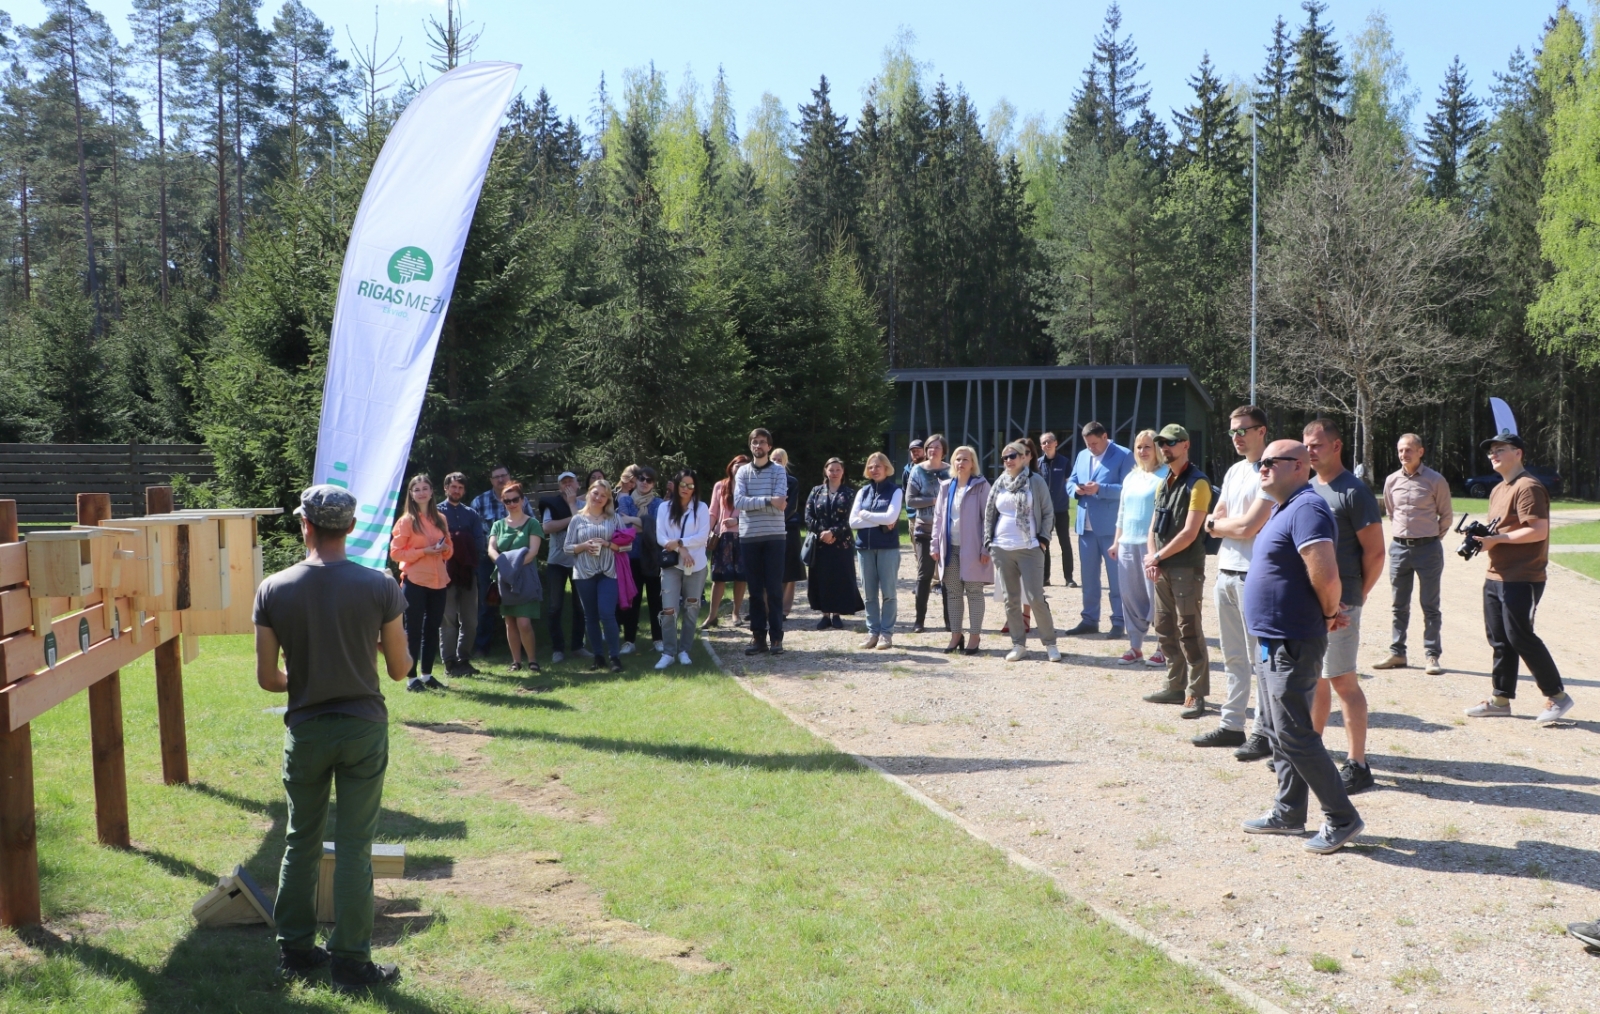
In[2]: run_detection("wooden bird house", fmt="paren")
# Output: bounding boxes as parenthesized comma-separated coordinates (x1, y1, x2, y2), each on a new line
(175, 509, 279, 636)
(111, 516, 197, 614)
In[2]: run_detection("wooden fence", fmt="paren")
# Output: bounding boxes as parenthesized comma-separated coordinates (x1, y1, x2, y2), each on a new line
(0, 443, 215, 524)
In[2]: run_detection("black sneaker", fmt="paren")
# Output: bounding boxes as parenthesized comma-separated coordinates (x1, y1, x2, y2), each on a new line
(1234, 733, 1272, 762)
(609, 658, 624, 674)
(1063, 621, 1099, 636)
(330, 957, 400, 993)
(1341, 759, 1376, 794)
(278, 944, 330, 982)
(911, 623, 926, 634)
(1192, 726, 1246, 748)
(830, 615, 843, 629)
(405, 677, 427, 693)
(590, 655, 606, 671)
(815, 617, 832, 631)
(744, 641, 769, 656)
(1568, 920, 1600, 949)
(421, 674, 448, 690)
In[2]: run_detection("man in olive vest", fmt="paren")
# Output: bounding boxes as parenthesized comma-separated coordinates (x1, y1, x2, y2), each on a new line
(1142, 424, 1214, 719)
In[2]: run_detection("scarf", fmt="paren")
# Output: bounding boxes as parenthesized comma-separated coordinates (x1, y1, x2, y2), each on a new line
(986, 468, 1035, 546)
(631, 488, 659, 515)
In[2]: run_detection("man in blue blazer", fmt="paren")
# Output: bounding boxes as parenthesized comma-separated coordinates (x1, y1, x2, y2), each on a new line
(1064, 421, 1132, 637)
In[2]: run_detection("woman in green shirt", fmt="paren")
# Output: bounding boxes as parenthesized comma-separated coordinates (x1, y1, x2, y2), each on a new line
(488, 482, 545, 672)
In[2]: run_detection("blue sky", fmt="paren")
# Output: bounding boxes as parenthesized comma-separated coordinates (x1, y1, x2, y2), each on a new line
(9, 0, 1558, 137)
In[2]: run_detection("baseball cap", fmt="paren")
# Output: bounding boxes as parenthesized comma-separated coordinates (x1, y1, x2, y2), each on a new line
(1479, 430, 1525, 453)
(1157, 424, 1190, 444)
(908, 438, 925, 449)
(557, 471, 578, 482)
(294, 484, 357, 528)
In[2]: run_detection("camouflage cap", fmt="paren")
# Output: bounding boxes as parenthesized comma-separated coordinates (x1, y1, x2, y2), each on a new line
(294, 484, 357, 529)
(1157, 423, 1190, 444)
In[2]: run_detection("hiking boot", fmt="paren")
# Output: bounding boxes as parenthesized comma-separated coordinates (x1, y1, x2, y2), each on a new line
(1180, 697, 1207, 719)
(1536, 694, 1576, 726)
(744, 641, 769, 656)
(330, 957, 400, 994)
(1234, 733, 1272, 762)
(1465, 698, 1512, 718)
(1142, 688, 1186, 705)
(769, 643, 785, 656)
(1371, 654, 1407, 670)
(1192, 726, 1245, 748)
(1424, 656, 1444, 675)
(1341, 759, 1376, 794)
(278, 944, 330, 982)
(1242, 812, 1305, 835)
(1304, 817, 1365, 854)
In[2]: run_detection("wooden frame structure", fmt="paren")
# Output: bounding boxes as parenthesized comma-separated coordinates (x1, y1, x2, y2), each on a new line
(0, 488, 278, 926)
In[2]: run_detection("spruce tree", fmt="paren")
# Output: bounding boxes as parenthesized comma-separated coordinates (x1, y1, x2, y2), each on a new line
(1173, 53, 1245, 177)
(1421, 56, 1486, 203)
(1254, 16, 1296, 188)
(789, 75, 858, 266)
(1288, 0, 1347, 154)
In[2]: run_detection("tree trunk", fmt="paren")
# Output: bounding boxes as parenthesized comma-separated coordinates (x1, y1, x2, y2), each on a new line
(215, 82, 228, 282)
(157, 38, 169, 306)
(18, 169, 29, 301)
(66, 16, 103, 334)
(234, 48, 245, 253)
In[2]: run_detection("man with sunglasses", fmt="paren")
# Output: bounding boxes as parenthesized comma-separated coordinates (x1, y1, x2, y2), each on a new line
(1465, 431, 1575, 726)
(1194, 407, 1275, 754)
(1141, 424, 1213, 719)
(1241, 440, 1365, 854)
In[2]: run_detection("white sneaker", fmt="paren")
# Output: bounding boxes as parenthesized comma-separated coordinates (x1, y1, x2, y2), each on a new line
(551, 651, 565, 663)
(1536, 694, 1576, 726)
(653, 640, 664, 653)
(654, 653, 673, 670)
(1465, 699, 1512, 718)
(1005, 646, 1027, 662)
(677, 651, 692, 666)
(1045, 645, 1061, 663)
(619, 642, 636, 656)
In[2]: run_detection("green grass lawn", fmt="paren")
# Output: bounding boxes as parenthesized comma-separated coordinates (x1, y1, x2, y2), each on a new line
(1550, 520, 1600, 544)
(0, 634, 1242, 1014)
(1554, 553, 1600, 581)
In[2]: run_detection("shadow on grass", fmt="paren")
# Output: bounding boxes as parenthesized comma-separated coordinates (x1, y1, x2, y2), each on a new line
(1354, 837, 1600, 889)
(448, 686, 575, 711)
(132, 846, 217, 887)
(190, 781, 469, 842)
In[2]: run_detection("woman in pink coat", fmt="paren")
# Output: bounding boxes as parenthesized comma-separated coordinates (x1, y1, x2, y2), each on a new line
(930, 445, 994, 655)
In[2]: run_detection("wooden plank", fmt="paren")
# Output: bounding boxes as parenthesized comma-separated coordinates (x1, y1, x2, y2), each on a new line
(154, 637, 187, 785)
(0, 502, 14, 544)
(1, 611, 158, 729)
(0, 589, 29, 637)
(2, 600, 114, 684)
(0, 544, 24, 588)
(146, 486, 174, 515)
(0, 718, 37, 927)
(88, 670, 129, 848)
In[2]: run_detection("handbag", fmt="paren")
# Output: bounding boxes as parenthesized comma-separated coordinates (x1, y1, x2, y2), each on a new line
(799, 532, 817, 567)
(660, 548, 680, 569)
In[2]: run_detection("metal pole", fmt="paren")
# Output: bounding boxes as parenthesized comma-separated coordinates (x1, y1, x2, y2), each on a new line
(1250, 109, 1259, 406)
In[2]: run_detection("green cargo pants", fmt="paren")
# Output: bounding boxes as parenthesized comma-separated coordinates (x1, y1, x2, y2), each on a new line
(275, 713, 388, 960)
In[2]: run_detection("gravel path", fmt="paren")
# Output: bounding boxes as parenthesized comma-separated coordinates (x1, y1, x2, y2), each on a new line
(704, 522, 1600, 1014)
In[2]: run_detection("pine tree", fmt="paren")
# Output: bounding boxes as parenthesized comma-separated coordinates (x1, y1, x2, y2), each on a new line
(1421, 56, 1486, 203)
(130, 0, 198, 305)
(264, 0, 347, 183)
(1288, 0, 1347, 154)
(789, 75, 858, 265)
(1173, 53, 1245, 177)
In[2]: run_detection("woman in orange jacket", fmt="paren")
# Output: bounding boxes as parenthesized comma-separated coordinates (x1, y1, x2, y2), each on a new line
(391, 474, 454, 691)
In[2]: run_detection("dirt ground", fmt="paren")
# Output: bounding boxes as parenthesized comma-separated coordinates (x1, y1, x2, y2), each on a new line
(705, 520, 1600, 1014)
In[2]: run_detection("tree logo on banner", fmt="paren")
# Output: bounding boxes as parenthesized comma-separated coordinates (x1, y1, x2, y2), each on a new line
(387, 247, 434, 285)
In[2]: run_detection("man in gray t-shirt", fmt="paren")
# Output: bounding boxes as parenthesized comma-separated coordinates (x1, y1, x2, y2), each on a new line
(253, 485, 411, 992)
(1305, 421, 1385, 797)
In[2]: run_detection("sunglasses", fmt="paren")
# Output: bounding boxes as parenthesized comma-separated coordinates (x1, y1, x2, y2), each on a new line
(502, 495, 522, 504)
(1154, 438, 1175, 447)
(1002, 452, 1021, 462)
(1228, 425, 1263, 437)
(1257, 455, 1303, 470)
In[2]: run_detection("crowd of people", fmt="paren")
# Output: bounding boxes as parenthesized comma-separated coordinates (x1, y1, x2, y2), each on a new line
(388, 417, 1578, 842)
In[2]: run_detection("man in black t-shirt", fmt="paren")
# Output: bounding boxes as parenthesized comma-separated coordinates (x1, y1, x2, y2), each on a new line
(254, 485, 412, 992)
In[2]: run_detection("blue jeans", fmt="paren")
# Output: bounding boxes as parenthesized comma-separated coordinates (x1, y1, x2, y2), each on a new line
(859, 548, 901, 636)
(1077, 528, 1122, 627)
(574, 575, 621, 662)
(742, 537, 787, 645)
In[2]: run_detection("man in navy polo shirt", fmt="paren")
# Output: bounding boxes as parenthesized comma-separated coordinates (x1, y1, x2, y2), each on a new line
(1241, 439, 1365, 855)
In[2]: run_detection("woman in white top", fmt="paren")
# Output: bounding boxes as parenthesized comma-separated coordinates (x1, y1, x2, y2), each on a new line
(983, 440, 1060, 662)
(654, 470, 710, 669)
(1109, 430, 1169, 665)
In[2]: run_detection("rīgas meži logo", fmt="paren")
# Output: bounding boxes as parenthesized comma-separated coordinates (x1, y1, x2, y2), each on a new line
(355, 246, 445, 315)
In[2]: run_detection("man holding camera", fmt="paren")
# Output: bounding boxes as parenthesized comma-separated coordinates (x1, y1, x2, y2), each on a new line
(1464, 431, 1576, 726)
(1375, 434, 1451, 675)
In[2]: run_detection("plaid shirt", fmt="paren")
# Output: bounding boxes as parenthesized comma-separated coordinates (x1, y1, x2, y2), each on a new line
(471, 488, 508, 540)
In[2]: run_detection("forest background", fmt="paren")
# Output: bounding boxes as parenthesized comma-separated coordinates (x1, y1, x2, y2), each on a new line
(3, 0, 1600, 533)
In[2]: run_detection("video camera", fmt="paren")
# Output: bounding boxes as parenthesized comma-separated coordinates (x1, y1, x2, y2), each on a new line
(1454, 513, 1500, 561)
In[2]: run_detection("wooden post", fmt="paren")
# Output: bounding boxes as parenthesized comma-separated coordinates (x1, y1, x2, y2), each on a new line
(79, 493, 130, 848)
(0, 499, 40, 925)
(146, 486, 188, 785)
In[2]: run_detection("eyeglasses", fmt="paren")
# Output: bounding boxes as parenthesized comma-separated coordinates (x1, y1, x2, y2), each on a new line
(1257, 456, 1303, 470)
(1228, 425, 1264, 437)
(1486, 446, 1515, 457)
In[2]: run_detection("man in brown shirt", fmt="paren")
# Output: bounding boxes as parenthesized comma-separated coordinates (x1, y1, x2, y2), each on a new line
(1463, 431, 1575, 726)
(1375, 433, 1453, 674)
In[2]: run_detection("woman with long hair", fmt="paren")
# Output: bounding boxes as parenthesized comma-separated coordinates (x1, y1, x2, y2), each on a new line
(1109, 429, 1169, 666)
(985, 441, 1060, 662)
(390, 473, 454, 691)
(704, 454, 749, 629)
(487, 481, 545, 672)
(931, 446, 993, 654)
(804, 457, 863, 629)
(850, 451, 903, 650)
(617, 465, 664, 654)
(567, 479, 627, 673)
(655, 469, 710, 668)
